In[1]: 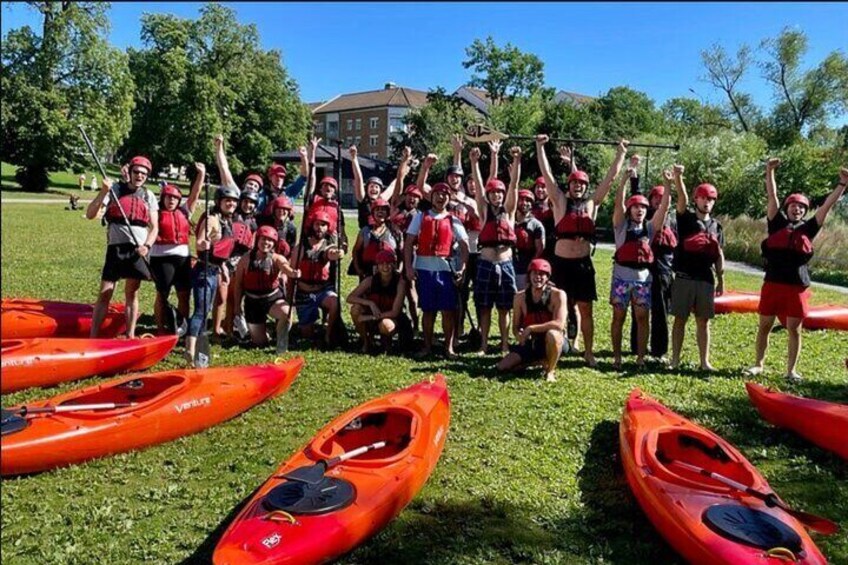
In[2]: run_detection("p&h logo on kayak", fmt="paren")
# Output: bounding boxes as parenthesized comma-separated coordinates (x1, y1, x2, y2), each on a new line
(261, 533, 281, 549)
(174, 397, 211, 414)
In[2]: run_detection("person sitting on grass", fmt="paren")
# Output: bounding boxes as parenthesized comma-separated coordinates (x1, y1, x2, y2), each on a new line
(496, 259, 568, 382)
(668, 165, 725, 372)
(232, 225, 300, 353)
(291, 211, 345, 349)
(347, 249, 411, 354)
(747, 160, 847, 383)
(609, 164, 672, 369)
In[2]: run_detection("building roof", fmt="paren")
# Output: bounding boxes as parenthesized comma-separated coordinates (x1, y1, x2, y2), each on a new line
(554, 90, 595, 105)
(312, 86, 429, 114)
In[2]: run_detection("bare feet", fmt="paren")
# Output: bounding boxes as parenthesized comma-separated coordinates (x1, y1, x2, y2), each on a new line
(413, 349, 431, 360)
(545, 372, 557, 382)
(584, 353, 597, 368)
(700, 363, 716, 372)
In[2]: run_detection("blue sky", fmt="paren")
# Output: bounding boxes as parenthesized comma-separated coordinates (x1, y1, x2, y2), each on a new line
(3, 2, 847, 124)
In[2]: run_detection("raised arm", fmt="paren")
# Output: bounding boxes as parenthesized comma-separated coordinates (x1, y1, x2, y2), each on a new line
(468, 146, 487, 222)
(450, 133, 463, 168)
(416, 153, 437, 200)
(612, 166, 632, 229)
(185, 162, 205, 218)
(306, 137, 320, 203)
(298, 145, 308, 178)
(214, 134, 236, 189)
(535, 134, 564, 215)
(650, 169, 674, 234)
(391, 146, 413, 207)
(592, 139, 629, 207)
(487, 139, 502, 184)
(350, 145, 364, 202)
(557, 145, 574, 175)
(505, 146, 520, 218)
(86, 176, 113, 220)
(765, 157, 780, 221)
(673, 164, 688, 215)
(815, 167, 848, 227)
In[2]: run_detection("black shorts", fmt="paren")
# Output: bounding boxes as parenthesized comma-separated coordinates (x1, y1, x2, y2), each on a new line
(552, 255, 597, 303)
(150, 255, 192, 294)
(510, 333, 568, 364)
(102, 243, 152, 283)
(244, 288, 285, 325)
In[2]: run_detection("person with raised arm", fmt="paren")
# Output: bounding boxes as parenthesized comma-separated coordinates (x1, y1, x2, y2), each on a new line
(389, 146, 423, 335)
(86, 155, 159, 339)
(149, 162, 204, 336)
(350, 144, 393, 229)
(256, 146, 309, 216)
(535, 134, 629, 367)
(496, 259, 568, 382)
(748, 161, 848, 382)
(609, 163, 673, 369)
(668, 165, 725, 371)
(468, 144, 519, 354)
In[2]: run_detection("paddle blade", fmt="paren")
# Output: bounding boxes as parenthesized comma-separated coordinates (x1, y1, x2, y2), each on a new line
(282, 460, 328, 485)
(1, 409, 27, 436)
(781, 505, 840, 536)
(195, 333, 210, 369)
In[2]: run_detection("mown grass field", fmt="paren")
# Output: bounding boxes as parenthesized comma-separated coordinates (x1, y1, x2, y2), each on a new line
(1, 200, 847, 564)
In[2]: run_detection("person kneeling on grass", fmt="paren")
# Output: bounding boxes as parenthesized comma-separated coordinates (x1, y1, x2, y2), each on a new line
(497, 259, 568, 382)
(232, 226, 300, 353)
(347, 249, 412, 353)
(747, 160, 847, 383)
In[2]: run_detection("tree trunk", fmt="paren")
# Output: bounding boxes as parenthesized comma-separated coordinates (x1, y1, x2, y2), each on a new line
(15, 164, 50, 192)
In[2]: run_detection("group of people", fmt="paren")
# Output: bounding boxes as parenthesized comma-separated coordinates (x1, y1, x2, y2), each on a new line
(85, 132, 847, 382)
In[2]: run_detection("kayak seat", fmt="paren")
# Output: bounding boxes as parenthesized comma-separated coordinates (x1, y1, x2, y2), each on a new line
(651, 429, 755, 490)
(263, 476, 356, 515)
(316, 408, 415, 462)
(703, 505, 802, 553)
(59, 375, 184, 408)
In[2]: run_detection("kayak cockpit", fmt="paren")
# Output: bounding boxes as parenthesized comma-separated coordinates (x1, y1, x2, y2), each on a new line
(1, 340, 26, 354)
(59, 375, 186, 411)
(313, 408, 417, 464)
(645, 427, 756, 492)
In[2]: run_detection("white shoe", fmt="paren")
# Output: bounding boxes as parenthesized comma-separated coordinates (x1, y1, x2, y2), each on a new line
(785, 371, 803, 384)
(745, 366, 764, 376)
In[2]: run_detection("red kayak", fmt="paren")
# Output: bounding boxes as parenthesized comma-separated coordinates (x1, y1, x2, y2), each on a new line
(1, 299, 127, 339)
(620, 389, 827, 564)
(714, 291, 760, 314)
(746, 382, 848, 459)
(1, 335, 178, 394)
(1, 357, 304, 476)
(213, 375, 450, 565)
(778, 305, 848, 331)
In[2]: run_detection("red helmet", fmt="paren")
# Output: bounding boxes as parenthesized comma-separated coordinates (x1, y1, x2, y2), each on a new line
(528, 258, 552, 276)
(129, 156, 152, 173)
(256, 225, 279, 243)
(431, 182, 451, 195)
(375, 249, 397, 264)
(534, 176, 546, 187)
(310, 210, 332, 226)
(518, 189, 535, 202)
(693, 183, 718, 200)
(370, 198, 390, 211)
(244, 173, 264, 187)
(404, 184, 423, 198)
(783, 193, 810, 210)
(567, 170, 590, 185)
(319, 177, 338, 190)
(625, 195, 650, 210)
(267, 163, 287, 178)
(485, 179, 507, 194)
(160, 184, 182, 200)
(272, 195, 293, 211)
(648, 185, 665, 201)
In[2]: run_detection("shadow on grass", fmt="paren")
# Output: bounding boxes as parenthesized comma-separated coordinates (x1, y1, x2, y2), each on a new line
(178, 486, 259, 564)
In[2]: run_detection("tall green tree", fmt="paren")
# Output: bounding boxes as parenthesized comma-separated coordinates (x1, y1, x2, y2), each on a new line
(593, 86, 662, 139)
(700, 43, 756, 133)
(122, 3, 311, 177)
(1, 2, 134, 191)
(462, 36, 545, 105)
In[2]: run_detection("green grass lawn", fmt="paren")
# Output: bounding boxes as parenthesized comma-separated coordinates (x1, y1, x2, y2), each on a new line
(1, 202, 846, 564)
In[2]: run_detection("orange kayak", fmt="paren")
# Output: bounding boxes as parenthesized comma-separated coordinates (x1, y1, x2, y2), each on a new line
(213, 375, 450, 565)
(746, 382, 848, 459)
(1, 335, 178, 394)
(0, 357, 304, 476)
(714, 291, 760, 314)
(778, 305, 848, 331)
(1, 299, 127, 339)
(620, 389, 826, 564)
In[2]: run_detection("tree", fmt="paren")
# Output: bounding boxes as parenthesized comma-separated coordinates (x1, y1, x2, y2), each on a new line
(121, 4, 311, 178)
(700, 44, 756, 133)
(593, 86, 662, 139)
(462, 36, 545, 105)
(1, 2, 134, 191)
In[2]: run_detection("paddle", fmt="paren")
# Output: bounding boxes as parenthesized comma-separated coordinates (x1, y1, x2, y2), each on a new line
(667, 459, 840, 536)
(195, 173, 211, 368)
(10, 402, 136, 416)
(282, 440, 388, 485)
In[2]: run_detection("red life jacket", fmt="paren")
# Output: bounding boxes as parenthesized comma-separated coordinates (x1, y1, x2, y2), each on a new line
(156, 208, 190, 245)
(242, 251, 281, 293)
(231, 221, 254, 253)
(105, 190, 150, 227)
(651, 225, 678, 255)
(449, 201, 482, 232)
(367, 272, 400, 313)
(614, 221, 654, 269)
(234, 211, 258, 233)
(392, 209, 415, 233)
(555, 198, 595, 240)
(524, 286, 554, 327)
(417, 214, 453, 257)
(361, 227, 398, 265)
(298, 240, 331, 283)
(515, 219, 536, 253)
(532, 202, 553, 224)
(208, 217, 253, 264)
(479, 205, 517, 248)
(761, 222, 814, 264)
(681, 217, 721, 262)
(275, 239, 291, 258)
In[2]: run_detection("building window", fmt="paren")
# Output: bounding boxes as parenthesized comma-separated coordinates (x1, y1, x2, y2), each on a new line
(354, 136, 361, 146)
(314, 122, 325, 133)
(369, 117, 379, 129)
(345, 136, 353, 146)
(346, 119, 353, 131)
(389, 117, 405, 133)
(369, 153, 379, 159)
(327, 121, 338, 137)
(369, 135, 379, 147)
(355, 118, 361, 131)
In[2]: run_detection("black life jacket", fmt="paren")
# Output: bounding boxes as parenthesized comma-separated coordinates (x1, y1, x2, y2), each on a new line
(761, 220, 814, 265)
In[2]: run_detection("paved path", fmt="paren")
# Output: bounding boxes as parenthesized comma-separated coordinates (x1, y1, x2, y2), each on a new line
(3, 197, 845, 294)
